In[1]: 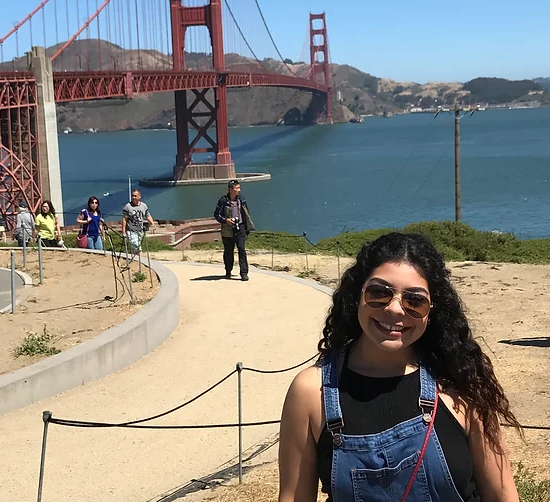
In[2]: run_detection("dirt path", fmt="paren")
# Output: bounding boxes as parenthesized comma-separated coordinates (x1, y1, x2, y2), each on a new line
(0, 262, 331, 502)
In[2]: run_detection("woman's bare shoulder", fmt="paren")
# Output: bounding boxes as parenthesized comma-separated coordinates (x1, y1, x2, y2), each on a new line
(283, 364, 324, 440)
(287, 364, 322, 397)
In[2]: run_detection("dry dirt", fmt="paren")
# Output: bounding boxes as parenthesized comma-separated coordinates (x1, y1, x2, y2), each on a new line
(150, 249, 550, 496)
(0, 248, 159, 375)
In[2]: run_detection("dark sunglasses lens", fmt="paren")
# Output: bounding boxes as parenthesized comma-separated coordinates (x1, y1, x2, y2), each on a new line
(402, 293, 430, 318)
(364, 284, 393, 309)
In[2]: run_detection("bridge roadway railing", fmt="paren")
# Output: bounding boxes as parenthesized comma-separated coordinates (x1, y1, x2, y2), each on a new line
(51, 70, 329, 102)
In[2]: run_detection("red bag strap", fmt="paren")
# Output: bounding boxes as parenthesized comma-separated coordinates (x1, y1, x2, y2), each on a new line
(400, 388, 439, 502)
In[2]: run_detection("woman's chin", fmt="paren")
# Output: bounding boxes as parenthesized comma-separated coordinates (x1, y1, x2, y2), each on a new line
(376, 338, 407, 351)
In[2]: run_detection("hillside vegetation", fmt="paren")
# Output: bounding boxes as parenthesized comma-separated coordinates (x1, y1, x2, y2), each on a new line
(192, 221, 550, 265)
(3, 40, 548, 131)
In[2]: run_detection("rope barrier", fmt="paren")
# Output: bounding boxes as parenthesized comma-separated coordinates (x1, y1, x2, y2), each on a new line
(48, 418, 280, 430)
(501, 423, 550, 431)
(45, 354, 319, 429)
(243, 353, 318, 374)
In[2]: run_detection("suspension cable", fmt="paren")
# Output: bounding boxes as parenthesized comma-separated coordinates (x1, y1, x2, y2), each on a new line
(251, 0, 297, 76)
(223, 0, 268, 72)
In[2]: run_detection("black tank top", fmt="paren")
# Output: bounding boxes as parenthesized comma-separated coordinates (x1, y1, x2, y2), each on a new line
(316, 351, 480, 502)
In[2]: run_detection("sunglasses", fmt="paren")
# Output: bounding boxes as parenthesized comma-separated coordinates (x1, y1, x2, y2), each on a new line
(363, 283, 432, 319)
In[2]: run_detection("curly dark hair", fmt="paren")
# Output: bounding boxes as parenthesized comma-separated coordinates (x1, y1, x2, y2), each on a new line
(318, 232, 522, 450)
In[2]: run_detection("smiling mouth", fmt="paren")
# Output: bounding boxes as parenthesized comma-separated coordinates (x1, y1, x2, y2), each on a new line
(373, 319, 409, 335)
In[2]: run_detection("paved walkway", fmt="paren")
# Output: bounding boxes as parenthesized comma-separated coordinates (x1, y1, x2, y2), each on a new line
(0, 262, 331, 502)
(0, 267, 23, 311)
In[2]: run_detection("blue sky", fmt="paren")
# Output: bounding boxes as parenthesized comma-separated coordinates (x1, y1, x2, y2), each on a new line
(1, 0, 549, 83)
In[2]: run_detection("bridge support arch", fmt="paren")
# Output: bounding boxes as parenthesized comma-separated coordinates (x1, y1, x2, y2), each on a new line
(0, 47, 64, 229)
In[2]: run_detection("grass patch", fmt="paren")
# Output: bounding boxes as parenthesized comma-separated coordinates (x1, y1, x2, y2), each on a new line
(132, 271, 147, 283)
(200, 222, 550, 265)
(297, 267, 319, 279)
(514, 463, 550, 502)
(61, 232, 172, 252)
(191, 231, 311, 254)
(13, 325, 61, 358)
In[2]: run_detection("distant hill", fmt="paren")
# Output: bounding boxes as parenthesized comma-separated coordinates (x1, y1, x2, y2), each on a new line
(463, 78, 544, 104)
(534, 77, 550, 91)
(3, 40, 548, 131)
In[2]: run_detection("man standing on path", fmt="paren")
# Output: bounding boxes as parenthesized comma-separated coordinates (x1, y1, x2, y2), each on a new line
(122, 189, 156, 254)
(214, 180, 255, 281)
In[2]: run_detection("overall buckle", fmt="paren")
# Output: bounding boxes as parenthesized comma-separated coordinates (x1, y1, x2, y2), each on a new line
(419, 398, 435, 424)
(326, 418, 344, 448)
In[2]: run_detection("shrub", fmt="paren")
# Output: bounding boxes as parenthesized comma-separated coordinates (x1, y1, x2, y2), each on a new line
(13, 325, 60, 358)
(189, 222, 550, 265)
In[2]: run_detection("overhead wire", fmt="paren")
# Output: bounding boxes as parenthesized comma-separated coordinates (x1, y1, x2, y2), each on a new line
(135, 0, 141, 68)
(42, 5, 47, 51)
(86, 0, 91, 70)
(96, 0, 102, 70)
(163, 0, 170, 68)
(251, 0, 297, 76)
(223, 0, 269, 72)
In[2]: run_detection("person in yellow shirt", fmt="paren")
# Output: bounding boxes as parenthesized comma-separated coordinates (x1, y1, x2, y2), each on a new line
(35, 200, 61, 247)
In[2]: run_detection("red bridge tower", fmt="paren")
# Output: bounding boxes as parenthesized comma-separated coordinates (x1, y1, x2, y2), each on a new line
(170, 0, 234, 181)
(309, 13, 332, 123)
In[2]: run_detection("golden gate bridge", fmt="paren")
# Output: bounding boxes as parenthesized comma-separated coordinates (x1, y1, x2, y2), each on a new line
(0, 0, 332, 228)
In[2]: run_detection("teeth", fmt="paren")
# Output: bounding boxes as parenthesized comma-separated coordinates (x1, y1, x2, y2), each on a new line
(378, 321, 404, 332)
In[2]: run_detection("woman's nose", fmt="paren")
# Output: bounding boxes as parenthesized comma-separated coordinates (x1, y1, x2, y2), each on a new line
(384, 295, 406, 316)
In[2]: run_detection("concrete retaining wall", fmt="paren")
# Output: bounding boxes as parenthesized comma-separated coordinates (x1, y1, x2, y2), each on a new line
(0, 260, 179, 414)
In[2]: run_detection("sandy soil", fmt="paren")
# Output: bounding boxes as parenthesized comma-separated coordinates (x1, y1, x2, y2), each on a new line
(152, 249, 550, 479)
(0, 249, 159, 375)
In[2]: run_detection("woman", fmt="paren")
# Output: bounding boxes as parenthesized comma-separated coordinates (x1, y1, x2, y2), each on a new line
(278, 233, 521, 502)
(76, 196, 104, 250)
(35, 200, 61, 247)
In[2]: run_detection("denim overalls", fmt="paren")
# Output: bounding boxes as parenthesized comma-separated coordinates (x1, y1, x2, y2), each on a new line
(322, 352, 465, 502)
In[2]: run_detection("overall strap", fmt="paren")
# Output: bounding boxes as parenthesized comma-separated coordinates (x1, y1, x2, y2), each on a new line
(419, 362, 437, 424)
(321, 351, 344, 446)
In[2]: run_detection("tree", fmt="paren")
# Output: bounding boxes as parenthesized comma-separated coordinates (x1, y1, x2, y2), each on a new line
(420, 96, 434, 108)
(463, 77, 543, 104)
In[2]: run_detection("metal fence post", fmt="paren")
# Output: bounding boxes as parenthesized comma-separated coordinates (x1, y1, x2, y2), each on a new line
(38, 237, 44, 285)
(10, 250, 16, 314)
(303, 232, 309, 271)
(22, 233, 27, 267)
(337, 241, 341, 279)
(144, 234, 154, 289)
(123, 237, 135, 304)
(237, 362, 243, 484)
(37, 410, 52, 502)
(271, 233, 274, 270)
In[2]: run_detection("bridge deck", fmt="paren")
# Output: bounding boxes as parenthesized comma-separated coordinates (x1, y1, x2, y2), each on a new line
(2, 70, 329, 102)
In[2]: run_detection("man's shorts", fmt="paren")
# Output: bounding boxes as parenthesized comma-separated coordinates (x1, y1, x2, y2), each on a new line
(126, 230, 143, 253)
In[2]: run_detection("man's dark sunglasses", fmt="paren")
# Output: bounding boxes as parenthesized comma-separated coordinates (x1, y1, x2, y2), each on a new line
(363, 283, 432, 319)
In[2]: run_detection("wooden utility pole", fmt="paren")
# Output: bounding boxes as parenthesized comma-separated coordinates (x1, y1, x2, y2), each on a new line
(454, 105, 461, 221)
(435, 104, 479, 222)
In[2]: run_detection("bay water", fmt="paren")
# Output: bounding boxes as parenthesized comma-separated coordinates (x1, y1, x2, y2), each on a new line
(59, 107, 550, 242)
